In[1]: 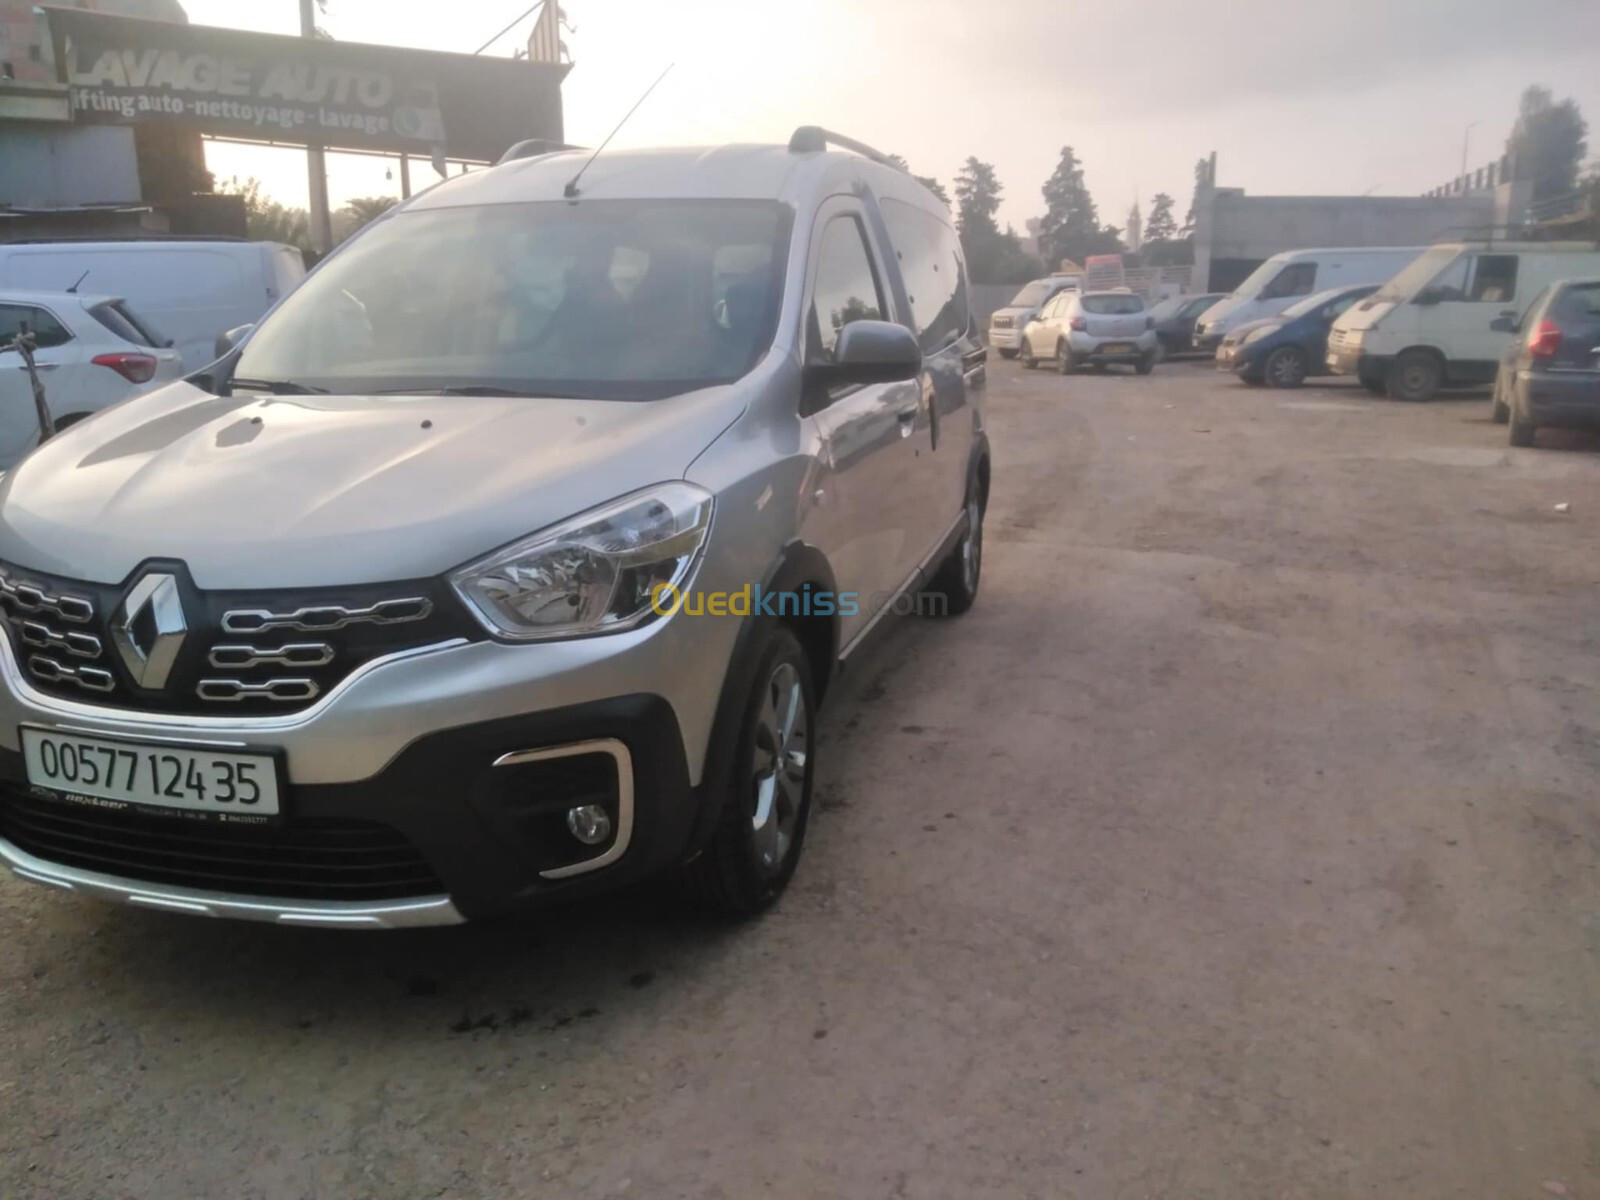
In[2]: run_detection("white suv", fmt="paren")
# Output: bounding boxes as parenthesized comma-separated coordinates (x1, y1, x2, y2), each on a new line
(0, 129, 990, 927)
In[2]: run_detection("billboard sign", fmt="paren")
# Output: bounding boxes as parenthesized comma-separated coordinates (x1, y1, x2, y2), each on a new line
(41, 7, 566, 160)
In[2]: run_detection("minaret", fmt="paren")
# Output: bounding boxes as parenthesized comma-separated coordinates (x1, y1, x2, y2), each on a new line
(1126, 195, 1143, 253)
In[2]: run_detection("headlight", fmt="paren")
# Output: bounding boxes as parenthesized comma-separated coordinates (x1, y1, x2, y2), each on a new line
(450, 482, 713, 641)
(1243, 325, 1276, 345)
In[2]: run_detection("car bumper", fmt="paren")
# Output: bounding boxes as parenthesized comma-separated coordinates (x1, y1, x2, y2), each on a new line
(0, 599, 732, 925)
(1193, 332, 1224, 354)
(1521, 372, 1600, 427)
(988, 327, 1022, 349)
(0, 691, 698, 925)
(1069, 332, 1157, 360)
(1325, 346, 1386, 377)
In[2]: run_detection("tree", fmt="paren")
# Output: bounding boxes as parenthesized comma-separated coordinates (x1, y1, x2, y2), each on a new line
(1507, 85, 1588, 203)
(1036, 147, 1103, 268)
(218, 176, 310, 249)
(1145, 192, 1177, 244)
(886, 154, 950, 207)
(954, 157, 1003, 244)
(344, 196, 400, 227)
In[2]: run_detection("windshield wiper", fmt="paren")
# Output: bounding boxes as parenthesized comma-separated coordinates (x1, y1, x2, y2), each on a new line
(230, 377, 330, 395)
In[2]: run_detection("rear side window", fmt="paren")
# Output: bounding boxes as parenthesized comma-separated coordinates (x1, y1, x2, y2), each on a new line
(880, 198, 971, 352)
(809, 216, 885, 361)
(1468, 255, 1518, 302)
(1260, 262, 1316, 300)
(0, 303, 72, 350)
(88, 300, 162, 347)
(1081, 294, 1146, 315)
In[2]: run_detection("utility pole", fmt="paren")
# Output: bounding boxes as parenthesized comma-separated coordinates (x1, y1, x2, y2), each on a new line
(1460, 120, 1479, 186)
(300, 0, 333, 253)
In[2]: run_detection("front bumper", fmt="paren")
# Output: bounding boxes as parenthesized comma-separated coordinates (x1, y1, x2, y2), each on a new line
(0, 692, 698, 925)
(988, 326, 1022, 349)
(1193, 332, 1224, 354)
(1325, 345, 1387, 378)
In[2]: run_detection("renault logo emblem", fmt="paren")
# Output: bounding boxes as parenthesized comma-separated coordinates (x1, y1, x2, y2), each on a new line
(112, 573, 187, 690)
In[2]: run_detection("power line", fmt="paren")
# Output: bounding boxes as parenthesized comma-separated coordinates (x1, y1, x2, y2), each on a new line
(475, 0, 545, 54)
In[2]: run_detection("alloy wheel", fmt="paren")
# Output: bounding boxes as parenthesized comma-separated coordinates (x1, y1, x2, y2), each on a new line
(750, 662, 808, 870)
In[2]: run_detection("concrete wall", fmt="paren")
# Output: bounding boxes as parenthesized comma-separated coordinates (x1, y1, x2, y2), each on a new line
(1192, 187, 1510, 291)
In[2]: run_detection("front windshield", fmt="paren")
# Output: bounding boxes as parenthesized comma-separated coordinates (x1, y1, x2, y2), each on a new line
(232, 199, 791, 400)
(1282, 288, 1348, 319)
(1228, 258, 1289, 300)
(1008, 281, 1054, 307)
(1374, 246, 1458, 302)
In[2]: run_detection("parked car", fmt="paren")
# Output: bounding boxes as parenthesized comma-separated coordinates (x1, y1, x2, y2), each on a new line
(988, 274, 1082, 358)
(1020, 290, 1158, 374)
(1149, 292, 1228, 358)
(0, 290, 184, 467)
(0, 239, 305, 370)
(1192, 246, 1422, 352)
(1214, 283, 1378, 387)
(1328, 241, 1600, 401)
(0, 129, 991, 927)
(1488, 276, 1600, 447)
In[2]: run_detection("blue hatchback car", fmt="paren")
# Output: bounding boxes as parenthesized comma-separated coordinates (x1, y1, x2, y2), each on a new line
(1216, 284, 1379, 388)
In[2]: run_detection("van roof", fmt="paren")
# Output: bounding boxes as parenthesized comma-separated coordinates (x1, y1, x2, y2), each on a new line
(1428, 240, 1600, 253)
(404, 143, 955, 224)
(0, 239, 285, 253)
(1263, 246, 1425, 260)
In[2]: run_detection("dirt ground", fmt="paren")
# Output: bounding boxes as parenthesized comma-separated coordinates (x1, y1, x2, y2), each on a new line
(3, 360, 1599, 1200)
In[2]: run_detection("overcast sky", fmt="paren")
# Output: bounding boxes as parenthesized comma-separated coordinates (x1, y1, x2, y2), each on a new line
(185, 0, 1600, 232)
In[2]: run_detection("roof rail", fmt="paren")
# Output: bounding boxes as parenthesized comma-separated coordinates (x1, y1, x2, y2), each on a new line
(787, 126, 905, 171)
(496, 138, 576, 165)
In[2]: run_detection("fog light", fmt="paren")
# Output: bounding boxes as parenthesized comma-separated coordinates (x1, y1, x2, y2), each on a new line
(566, 804, 612, 846)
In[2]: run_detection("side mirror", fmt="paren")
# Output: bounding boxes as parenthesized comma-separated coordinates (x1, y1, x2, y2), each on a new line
(1414, 287, 1442, 307)
(810, 320, 922, 389)
(214, 324, 254, 359)
(1489, 314, 1517, 334)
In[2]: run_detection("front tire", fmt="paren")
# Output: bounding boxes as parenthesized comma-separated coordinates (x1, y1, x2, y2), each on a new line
(1386, 350, 1442, 402)
(1263, 345, 1308, 388)
(684, 627, 816, 915)
(1019, 339, 1037, 370)
(996, 347, 1018, 360)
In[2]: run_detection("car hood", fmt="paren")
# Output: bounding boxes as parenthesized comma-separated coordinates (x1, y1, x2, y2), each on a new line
(1332, 298, 1397, 334)
(0, 381, 746, 589)
(992, 306, 1036, 322)
(1224, 318, 1282, 344)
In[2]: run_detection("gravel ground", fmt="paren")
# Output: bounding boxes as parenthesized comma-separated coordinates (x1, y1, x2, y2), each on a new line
(3, 360, 1599, 1200)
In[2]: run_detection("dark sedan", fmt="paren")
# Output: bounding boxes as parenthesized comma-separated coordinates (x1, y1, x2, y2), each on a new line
(1215, 284, 1378, 387)
(1149, 292, 1228, 358)
(1491, 277, 1600, 447)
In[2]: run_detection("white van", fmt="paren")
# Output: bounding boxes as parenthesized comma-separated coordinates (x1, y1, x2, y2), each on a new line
(1192, 247, 1423, 351)
(1326, 241, 1600, 401)
(0, 239, 305, 370)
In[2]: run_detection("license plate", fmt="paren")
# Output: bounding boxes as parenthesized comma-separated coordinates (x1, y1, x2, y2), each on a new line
(1101, 342, 1133, 354)
(21, 727, 281, 822)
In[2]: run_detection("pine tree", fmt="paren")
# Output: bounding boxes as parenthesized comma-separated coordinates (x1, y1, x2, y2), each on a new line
(954, 157, 1003, 244)
(1182, 158, 1209, 236)
(1037, 147, 1102, 268)
(1145, 192, 1177, 244)
(1507, 85, 1588, 203)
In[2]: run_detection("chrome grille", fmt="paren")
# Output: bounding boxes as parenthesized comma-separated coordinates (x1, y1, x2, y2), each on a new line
(221, 598, 432, 635)
(0, 561, 478, 716)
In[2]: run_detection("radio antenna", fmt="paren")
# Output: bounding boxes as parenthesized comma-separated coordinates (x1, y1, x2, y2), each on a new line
(564, 63, 674, 199)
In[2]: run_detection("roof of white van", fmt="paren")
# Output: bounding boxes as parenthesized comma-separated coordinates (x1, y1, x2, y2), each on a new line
(0, 240, 287, 253)
(404, 143, 952, 219)
(1431, 240, 1600, 252)
(1263, 246, 1425, 258)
